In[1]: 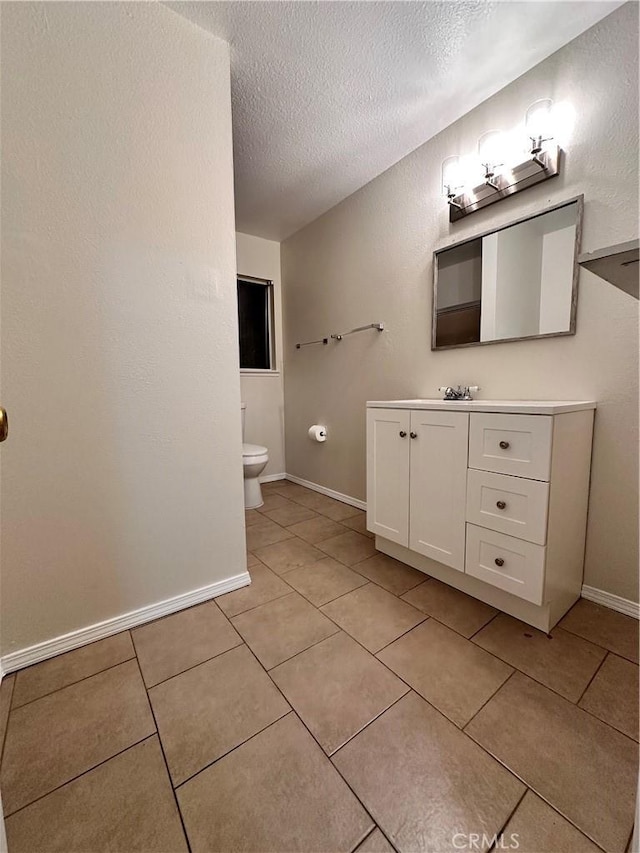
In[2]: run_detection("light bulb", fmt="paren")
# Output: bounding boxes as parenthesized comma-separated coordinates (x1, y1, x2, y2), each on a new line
(441, 156, 463, 198)
(526, 99, 554, 153)
(477, 130, 506, 179)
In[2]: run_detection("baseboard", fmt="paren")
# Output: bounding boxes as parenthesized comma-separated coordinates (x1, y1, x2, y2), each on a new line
(285, 474, 366, 512)
(260, 472, 287, 483)
(0, 571, 251, 676)
(581, 585, 639, 619)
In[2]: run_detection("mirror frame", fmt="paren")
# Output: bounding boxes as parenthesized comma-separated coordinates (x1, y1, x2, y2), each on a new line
(432, 194, 584, 351)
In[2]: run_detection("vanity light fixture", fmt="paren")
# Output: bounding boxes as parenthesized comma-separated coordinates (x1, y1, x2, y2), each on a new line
(443, 98, 561, 223)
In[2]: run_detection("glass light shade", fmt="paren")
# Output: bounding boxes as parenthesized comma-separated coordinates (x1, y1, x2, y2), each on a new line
(477, 130, 506, 170)
(441, 155, 463, 197)
(525, 98, 554, 141)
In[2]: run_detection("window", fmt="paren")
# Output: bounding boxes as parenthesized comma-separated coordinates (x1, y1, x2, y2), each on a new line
(237, 276, 275, 370)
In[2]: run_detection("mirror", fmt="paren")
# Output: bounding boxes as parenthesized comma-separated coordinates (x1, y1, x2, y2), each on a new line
(432, 197, 583, 350)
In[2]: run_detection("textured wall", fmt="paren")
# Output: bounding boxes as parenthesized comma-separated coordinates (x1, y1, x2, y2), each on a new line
(283, 4, 639, 601)
(237, 232, 285, 476)
(1, 3, 245, 653)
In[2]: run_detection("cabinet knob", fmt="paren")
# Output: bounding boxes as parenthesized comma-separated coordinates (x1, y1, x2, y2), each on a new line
(399, 431, 407, 438)
(410, 432, 418, 439)
(499, 440, 510, 450)
(496, 500, 507, 510)
(494, 557, 505, 567)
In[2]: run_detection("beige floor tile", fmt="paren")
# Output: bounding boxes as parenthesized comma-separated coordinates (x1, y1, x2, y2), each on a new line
(246, 551, 261, 567)
(262, 503, 319, 527)
(579, 653, 639, 740)
(354, 553, 425, 596)
(333, 692, 524, 853)
(5, 737, 187, 853)
(0, 660, 155, 815)
(0, 674, 15, 758)
(256, 493, 294, 512)
(244, 509, 264, 527)
(355, 829, 396, 853)
(177, 713, 373, 852)
(287, 515, 348, 544)
(12, 632, 135, 709)
(466, 672, 637, 853)
(472, 614, 606, 702)
(231, 591, 339, 669)
(322, 584, 425, 653)
(216, 562, 292, 617)
(246, 519, 294, 551)
(341, 512, 375, 538)
(501, 790, 601, 853)
(315, 498, 364, 522)
(132, 600, 242, 687)
(319, 530, 377, 565)
(378, 620, 512, 727)
(271, 632, 408, 754)
(559, 599, 639, 663)
(150, 645, 289, 785)
(267, 481, 312, 501)
(253, 537, 327, 575)
(401, 579, 497, 638)
(284, 557, 368, 606)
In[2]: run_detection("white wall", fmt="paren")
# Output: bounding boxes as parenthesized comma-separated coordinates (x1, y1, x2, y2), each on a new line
(0, 2, 246, 656)
(282, 4, 639, 602)
(237, 233, 285, 477)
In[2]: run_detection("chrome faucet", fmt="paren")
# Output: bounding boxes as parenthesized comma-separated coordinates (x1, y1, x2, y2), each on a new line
(438, 385, 480, 401)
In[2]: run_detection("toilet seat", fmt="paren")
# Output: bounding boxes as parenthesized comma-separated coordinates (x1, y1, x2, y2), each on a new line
(243, 442, 268, 458)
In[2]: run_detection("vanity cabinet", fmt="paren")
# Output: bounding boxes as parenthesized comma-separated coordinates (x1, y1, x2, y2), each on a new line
(367, 409, 467, 570)
(366, 399, 596, 631)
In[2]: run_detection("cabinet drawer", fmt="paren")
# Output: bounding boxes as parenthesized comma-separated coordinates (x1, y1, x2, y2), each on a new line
(465, 523, 545, 605)
(466, 469, 549, 545)
(468, 413, 553, 481)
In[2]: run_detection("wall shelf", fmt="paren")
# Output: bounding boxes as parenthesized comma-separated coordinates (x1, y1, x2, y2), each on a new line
(578, 240, 639, 299)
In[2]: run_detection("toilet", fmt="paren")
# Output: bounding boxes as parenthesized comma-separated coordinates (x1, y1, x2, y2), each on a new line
(241, 403, 269, 509)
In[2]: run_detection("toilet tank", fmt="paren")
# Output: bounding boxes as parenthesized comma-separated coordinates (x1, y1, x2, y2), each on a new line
(241, 403, 246, 440)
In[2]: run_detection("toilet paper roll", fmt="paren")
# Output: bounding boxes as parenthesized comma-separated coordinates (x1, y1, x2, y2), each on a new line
(308, 425, 327, 442)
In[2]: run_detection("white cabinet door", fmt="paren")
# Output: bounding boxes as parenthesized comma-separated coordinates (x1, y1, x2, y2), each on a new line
(409, 410, 469, 571)
(366, 408, 410, 546)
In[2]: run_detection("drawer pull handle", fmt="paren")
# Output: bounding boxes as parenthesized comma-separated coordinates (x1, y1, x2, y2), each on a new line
(496, 500, 507, 510)
(495, 557, 505, 567)
(399, 431, 407, 438)
(499, 440, 510, 450)
(410, 432, 418, 439)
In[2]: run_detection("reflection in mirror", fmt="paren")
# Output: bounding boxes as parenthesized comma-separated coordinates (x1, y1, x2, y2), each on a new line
(433, 198, 582, 350)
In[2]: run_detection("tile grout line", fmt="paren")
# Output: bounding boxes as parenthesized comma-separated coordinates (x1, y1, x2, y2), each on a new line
(8, 648, 137, 713)
(0, 673, 16, 769)
(132, 655, 193, 853)
(236, 641, 388, 850)
(1, 733, 158, 820)
(574, 650, 608, 705)
(487, 785, 528, 851)
(462, 719, 615, 853)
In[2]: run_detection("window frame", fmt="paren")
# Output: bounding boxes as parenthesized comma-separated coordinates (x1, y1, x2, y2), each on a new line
(237, 274, 278, 374)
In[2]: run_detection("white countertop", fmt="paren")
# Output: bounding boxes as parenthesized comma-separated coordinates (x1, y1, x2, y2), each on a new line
(366, 399, 597, 415)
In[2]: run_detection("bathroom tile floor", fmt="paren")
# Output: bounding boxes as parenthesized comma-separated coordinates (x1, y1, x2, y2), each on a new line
(0, 480, 638, 853)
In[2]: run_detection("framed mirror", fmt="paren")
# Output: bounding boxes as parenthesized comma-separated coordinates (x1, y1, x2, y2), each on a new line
(432, 196, 583, 350)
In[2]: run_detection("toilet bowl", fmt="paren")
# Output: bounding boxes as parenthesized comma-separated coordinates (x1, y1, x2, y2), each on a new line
(241, 404, 269, 509)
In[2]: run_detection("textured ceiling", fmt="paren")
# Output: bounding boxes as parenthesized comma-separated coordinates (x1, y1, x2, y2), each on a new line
(170, 1, 623, 241)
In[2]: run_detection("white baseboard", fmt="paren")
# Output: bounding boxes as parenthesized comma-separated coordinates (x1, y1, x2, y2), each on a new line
(260, 472, 287, 483)
(284, 474, 366, 512)
(0, 571, 251, 676)
(581, 585, 639, 619)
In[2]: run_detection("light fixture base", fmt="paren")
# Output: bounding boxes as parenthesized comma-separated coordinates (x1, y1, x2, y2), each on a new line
(448, 145, 561, 223)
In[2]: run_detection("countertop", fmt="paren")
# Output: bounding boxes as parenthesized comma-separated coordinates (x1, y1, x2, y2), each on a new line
(366, 399, 597, 415)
